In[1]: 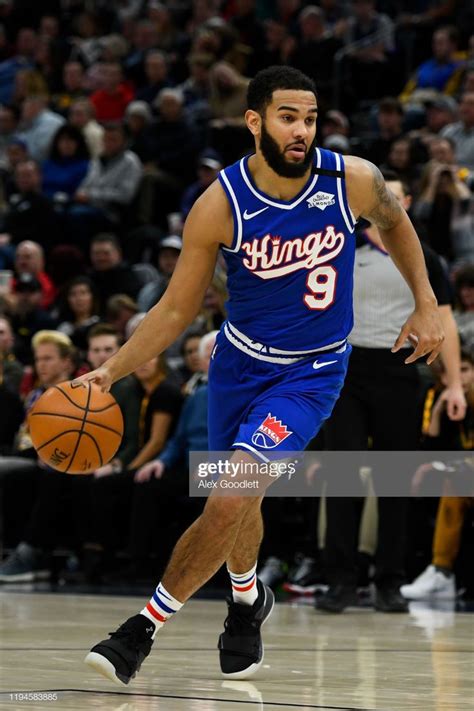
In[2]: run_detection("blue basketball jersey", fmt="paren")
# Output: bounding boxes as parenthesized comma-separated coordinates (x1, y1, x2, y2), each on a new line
(218, 147, 356, 354)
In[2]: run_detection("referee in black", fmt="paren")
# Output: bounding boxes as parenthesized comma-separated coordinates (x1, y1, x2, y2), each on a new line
(319, 170, 466, 613)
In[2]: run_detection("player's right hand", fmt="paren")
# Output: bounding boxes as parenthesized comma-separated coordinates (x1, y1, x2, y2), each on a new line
(134, 460, 165, 483)
(72, 366, 113, 393)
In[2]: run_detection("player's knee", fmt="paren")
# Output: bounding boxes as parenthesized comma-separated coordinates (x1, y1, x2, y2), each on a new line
(204, 495, 252, 529)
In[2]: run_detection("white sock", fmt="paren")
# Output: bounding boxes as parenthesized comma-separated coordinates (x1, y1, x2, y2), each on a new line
(227, 563, 258, 605)
(140, 582, 183, 638)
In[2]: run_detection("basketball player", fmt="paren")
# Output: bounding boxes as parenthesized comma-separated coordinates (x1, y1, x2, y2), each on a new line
(78, 67, 444, 685)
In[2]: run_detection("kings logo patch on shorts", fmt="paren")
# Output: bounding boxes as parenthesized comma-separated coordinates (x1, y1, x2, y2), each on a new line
(251, 414, 293, 449)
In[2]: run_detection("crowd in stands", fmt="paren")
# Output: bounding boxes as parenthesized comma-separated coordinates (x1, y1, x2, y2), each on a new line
(0, 1, 472, 606)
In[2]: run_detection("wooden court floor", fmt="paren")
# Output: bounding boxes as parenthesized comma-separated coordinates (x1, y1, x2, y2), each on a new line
(0, 591, 473, 710)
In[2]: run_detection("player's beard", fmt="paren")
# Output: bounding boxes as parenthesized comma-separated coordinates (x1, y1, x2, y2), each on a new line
(259, 121, 316, 179)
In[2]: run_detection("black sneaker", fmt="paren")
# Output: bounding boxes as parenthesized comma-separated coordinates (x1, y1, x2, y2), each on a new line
(316, 584, 358, 613)
(219, 579, 274, 679)
(0, 542, 51, 583)
(84, 614, 155, 686)
(375, 586, 408, 613)
(283, 556, 321, 595)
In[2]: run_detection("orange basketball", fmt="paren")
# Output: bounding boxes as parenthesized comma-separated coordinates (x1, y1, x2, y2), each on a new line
(28, 380, 124, 475)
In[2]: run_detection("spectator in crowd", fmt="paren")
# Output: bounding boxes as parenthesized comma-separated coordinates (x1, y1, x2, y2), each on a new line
(15, 94, 65, 162)
(0, 103, 19, 169)
(12, 68, 48, 106)
(51, 61, 88, 116)
(9, 273, 57, 364)
(0, 332, 75, 509)
(209, 61, 249, 125)
(71, 11, 104, 68)
(408, 98, 459, 161)
(380, 137, 420, 193)
(255, 19, 293, 71)
(123, 20, 159, 88)
(288, 5, 343, 109)
(400, 26, 465, 105)
(0, 314, 23, 393)
(0, 356, 23, 454)
(0, 27, 37, 104)
(124, 100, 155, 164)
(105, 294, 139, 340)
(401, 350, 473, 601)
(89, 233, 142, 314)
(0, 138, 28, 212)
(123, 331, 216, 576)
(0, 332, 74, 511)
(67, 122, 143, 245)
(364, 97, 404, 166)
(413, 160, 472, 263)
(135, 88, 197, 224)
(87, 324, 141, 479)
(126, 353, 183, 471)
(90, 62, 134, 122)
(12, 240, 56, 309)
(0, 325, 140, 583)
(146, 1, 186, 54)
(136, 50, 171, 106)
(318, 174, 465, 614)
(340, 0, 395, 102)
(228, 0, 265, 60)
(0, 160, 59, 252)
(428, 136, 457, 165)
(180, 149, 222, 219)
(41, 124, 90, 201)
(441, 91, 474, 170)
(179, 52, 213, 109)
(424, 96, 459, 136)
(88, 349, 183, 577)
(196, 270, 227, 332)
(453, 265, 474, 355)
(152, 87, 199, 186)
(68, 98, 104, 159)
(57, 276, 101, 355)
(137, 235, 182, 312)
(320, 109, 350, 145)
(177, 331, 205, 390)
(46, 244, 87, 292)
(208, 61, 251, 162)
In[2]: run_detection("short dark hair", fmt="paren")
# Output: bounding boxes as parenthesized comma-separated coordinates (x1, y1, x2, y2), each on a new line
(91, 232, 121, 250)
(378, 97, 403, 115)
(247, 66, 317, 114)
(49, 124, 90, 161)
(381, 169, 410, 196)
(455, 264, 474, 290)
(88, 322, 121, 343)
(460, 347, 473, 366)
(181, 329, 205, 355)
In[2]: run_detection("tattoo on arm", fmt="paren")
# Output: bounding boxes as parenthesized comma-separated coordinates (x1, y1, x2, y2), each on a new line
(366, 163, 404, 230)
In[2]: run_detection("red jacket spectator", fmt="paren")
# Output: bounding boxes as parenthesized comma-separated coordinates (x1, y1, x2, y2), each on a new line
(90, 63, 134, 121)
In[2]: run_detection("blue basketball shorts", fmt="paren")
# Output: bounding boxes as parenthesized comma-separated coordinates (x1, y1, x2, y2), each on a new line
(207, 326, 351, 462)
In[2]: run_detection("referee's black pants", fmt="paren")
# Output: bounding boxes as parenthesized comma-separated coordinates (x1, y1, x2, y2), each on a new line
(323, 346, 422, 589)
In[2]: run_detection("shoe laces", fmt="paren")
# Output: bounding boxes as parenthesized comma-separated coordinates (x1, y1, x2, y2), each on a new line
(110, 620, 149, 649)
(223, 599, 259, 638)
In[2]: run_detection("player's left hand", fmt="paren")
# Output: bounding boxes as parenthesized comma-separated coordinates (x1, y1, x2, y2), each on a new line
(392, 305, 444, 365)
(439, 385, 467, 421)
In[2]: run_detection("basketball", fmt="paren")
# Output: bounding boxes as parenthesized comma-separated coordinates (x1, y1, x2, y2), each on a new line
(28, 380, 124, 475)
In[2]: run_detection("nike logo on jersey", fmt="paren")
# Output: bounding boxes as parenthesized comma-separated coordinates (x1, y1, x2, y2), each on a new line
(243, 207, 269, 220)
(313, 359, 338, 370)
